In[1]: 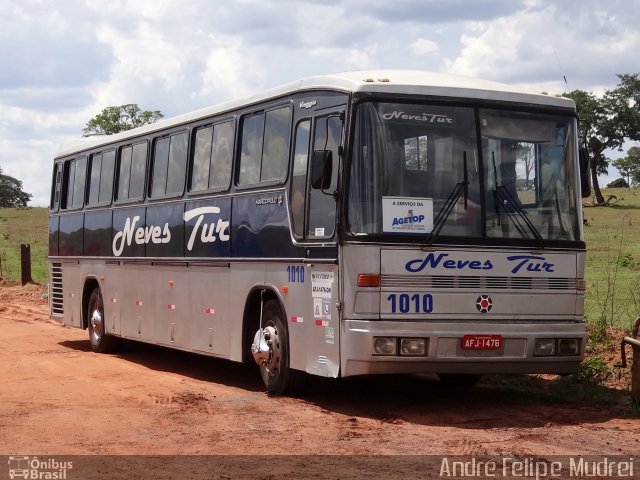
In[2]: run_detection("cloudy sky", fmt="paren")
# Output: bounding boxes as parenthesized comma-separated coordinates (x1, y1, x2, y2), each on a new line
(1, 0, 638, 205)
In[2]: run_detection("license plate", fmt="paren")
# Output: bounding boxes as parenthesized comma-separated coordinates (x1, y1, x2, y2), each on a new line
(462, 334, 502, 350)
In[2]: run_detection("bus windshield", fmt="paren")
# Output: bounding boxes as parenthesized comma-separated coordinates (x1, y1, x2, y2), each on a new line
(347, 102, 581, 243)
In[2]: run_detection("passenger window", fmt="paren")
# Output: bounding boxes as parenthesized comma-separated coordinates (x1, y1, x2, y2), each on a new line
(88, 153, 102, 205)
(117, 142, 147, 202)
(152, 132, 187, 197)
(129, 142, 147, 199)
(117, 146, 132, 201)
(191, 121, 234, 192)
(87, 150, 115, 206)
(262, 107, 291, 182)
(238, 106, 291, 186)
(99, 150, 115, 204)
(64, 156, 87, 209)
(238, 114, 264, 186)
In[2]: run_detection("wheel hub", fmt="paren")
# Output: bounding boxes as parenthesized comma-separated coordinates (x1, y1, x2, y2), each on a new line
(91, 309, 103, 336)
(251, 325, 280, 375)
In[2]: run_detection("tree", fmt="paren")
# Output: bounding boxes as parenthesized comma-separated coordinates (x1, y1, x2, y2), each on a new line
(515, 142, 535, 189)
(0, 168, 32, 207)
(564, 73, 640, 205)
(83, 104, 163, 136)
(612, 146, 640, 186)
(606, 178, 628, 188)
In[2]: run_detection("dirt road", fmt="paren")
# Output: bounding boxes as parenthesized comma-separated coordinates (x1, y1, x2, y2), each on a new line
(0, 283, 638, 458)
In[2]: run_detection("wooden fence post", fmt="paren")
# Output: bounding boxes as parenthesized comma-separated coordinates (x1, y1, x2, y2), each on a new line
(21, 243, 32, 286)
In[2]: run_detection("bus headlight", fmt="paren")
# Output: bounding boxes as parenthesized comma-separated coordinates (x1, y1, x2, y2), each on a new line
(557, 338, 580, 356)
(373, 337, 396, 355)
(400, 338, 427, 356)
(534, 338, 556, 356)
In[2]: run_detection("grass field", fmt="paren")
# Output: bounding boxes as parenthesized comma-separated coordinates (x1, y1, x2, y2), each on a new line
(0, 207, 49, 283)
(582, 188, 640, 332)
(1, 190, 639, 331)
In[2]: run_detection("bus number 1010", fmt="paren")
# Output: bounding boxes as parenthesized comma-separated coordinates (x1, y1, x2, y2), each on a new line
(387, 293, 433, 313)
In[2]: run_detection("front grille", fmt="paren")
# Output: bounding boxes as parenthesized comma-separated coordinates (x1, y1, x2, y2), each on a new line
(50, 263, 64, 316)
(381, 274, 577, 291)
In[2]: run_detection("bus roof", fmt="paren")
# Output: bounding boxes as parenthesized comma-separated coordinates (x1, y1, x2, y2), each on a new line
(55, 70, 575, 159)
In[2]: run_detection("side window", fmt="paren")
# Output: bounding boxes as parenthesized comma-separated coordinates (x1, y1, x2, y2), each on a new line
(117, 142, 147, 202)
(99, 150, 115, 204)
(238, 105, 291, 186)
(88, 153, 102, 205)
(87, 150, 116, 206)
(129, 142, 148, 199)
(238, 114, 264, 185)
(64, 156, 87, 209)
(290, 120, 311, 238)
(262, 108, 291, 182)
(117, 146, 132, 201)
(191, 121, 234, 192)
(50, 163, 62, 211)
(152, 132, 187, 197)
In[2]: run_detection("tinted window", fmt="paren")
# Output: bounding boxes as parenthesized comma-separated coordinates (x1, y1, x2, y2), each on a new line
(166, 132, 188, 195)
(117, 142, 147, 202)
(152, 133, 187, 197)
(238, 106, 291, 186)
(66, 156, 87, 208)
(191, 126, 213, 191)
(238, 114, 264, 185)
(99, 150, 115, 204)
(152, 137, 170, 197)
(88, 153, 102, 205)
(50, 163, 62, 211)
(210, 122, 233, 189)
(117, 146, 132, 201)
(129, 142, 147, 199)
(261, 107, 291, 182)
(87, 150, 115, 206)
(290, 120, 310, 238)
(191, 121, 234, 192)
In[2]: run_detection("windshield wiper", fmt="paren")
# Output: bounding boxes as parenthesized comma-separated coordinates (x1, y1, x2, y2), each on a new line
(491, 152, 543, 243)
(426, 152, 468, 245)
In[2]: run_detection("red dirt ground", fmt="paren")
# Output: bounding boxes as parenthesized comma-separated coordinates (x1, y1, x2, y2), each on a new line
(0, 283, 638, 466)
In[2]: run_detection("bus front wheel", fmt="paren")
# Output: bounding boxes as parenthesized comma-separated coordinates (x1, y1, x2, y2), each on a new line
(252, 300, 303, 395)
(87, 287, 120, 353)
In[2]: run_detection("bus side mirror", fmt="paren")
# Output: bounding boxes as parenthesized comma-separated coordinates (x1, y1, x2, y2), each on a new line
(579, 148, 591, 198)
(311, 150, 333, 190)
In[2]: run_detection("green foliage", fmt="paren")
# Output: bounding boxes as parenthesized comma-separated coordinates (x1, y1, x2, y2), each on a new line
(612, 146, 640, 187)
(606, 178, 629, 188)
(83, 104, 164, 136)
(577, 355, 611, 384)
(0, 168, 32, 207)
(564, 73, 640, 204)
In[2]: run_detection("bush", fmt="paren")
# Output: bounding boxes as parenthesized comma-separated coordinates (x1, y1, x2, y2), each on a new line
(607, 178, 629, 188)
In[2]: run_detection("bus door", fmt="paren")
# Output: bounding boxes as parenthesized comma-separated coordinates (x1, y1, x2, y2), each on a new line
(298, 107, 345, 378)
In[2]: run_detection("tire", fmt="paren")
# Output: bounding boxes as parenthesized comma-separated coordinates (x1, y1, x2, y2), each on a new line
(87, 287, 120, 353)
(438, 373, 482, 388)
(258, 300, 304, 395)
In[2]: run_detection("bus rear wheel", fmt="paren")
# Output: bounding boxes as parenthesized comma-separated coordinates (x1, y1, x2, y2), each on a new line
(87, 287, 120, 353)
(253, 300, 303, 395)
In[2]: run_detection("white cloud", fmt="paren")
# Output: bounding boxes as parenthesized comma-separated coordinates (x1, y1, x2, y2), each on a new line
(409, 38, 439, 56)
(0, 0, 638, 205)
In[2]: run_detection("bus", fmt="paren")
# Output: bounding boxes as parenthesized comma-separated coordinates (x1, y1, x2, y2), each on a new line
(49, 70, 590, 394)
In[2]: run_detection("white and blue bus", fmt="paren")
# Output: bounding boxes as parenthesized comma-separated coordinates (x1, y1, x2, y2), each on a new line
(49, 71, 589, 394)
